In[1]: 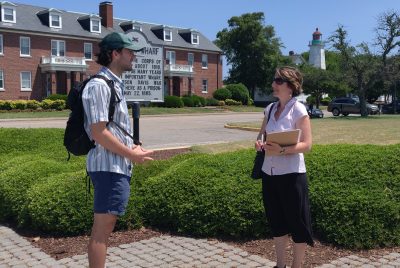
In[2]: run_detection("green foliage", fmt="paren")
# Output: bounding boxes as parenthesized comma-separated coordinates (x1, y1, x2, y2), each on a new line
(164, 96, 184, 108)
(215, 12, 283, 98)
(181, 96, 194, 107)
(0, 100, 12, 110)
(26, 100, 40, 110)
(306, 95, 316, 105)
(12, 100, 28, 110)
(205, 97, 219, 106)
(225, 99, 242, 106)
(192, 95, 206, 107)
(45, 94, 68, 101)
(321, 96, 332, 105)
(226, 83, 250, 105)
(213, 88, 232, 101)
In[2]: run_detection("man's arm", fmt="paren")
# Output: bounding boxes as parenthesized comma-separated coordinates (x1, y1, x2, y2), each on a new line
(91, 122, 153, 163)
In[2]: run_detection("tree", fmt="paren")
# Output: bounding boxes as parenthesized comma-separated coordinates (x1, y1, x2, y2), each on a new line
(215, 12, 284, 99)
(329, 25, 381, 116)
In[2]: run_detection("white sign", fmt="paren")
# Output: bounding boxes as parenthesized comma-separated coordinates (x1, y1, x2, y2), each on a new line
(122, 30, 164, 102)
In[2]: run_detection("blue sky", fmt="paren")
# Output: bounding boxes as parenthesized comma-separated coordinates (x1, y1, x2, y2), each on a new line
(22, 0, 400, 77)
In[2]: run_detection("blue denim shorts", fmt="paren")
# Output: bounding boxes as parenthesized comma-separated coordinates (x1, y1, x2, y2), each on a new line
(89, 171, 131, 216)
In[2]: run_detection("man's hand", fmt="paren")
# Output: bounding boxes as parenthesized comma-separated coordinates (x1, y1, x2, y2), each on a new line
(131, 145, 154, 163)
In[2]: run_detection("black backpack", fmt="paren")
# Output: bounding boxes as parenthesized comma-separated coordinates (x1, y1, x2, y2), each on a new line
(63, 75, 119, 159)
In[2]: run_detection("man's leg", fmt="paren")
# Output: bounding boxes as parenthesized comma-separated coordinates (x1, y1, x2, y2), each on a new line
(88, 213, 117, 268)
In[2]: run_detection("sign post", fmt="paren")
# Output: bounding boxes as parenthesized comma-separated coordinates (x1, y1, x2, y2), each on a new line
(122, 30, 164, 145)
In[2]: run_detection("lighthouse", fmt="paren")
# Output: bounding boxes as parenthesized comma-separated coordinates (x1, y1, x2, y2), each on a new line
(308, 28, 326, 70)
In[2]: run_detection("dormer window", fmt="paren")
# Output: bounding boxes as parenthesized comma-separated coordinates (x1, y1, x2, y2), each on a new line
(91, 18, 101, 33)
(164, 29, 172, 41)
(1, 2, 17, 23)
(133, 24, 142, 31)
(191, 33, 199, 45)
(50, 13, 61, 28)
(120, 20, 142, 32)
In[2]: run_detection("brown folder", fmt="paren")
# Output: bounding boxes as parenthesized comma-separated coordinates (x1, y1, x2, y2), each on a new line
(265, 129, 301, 156)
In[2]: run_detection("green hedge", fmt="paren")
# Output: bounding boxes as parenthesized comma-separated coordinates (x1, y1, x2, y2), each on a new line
(0, 99, 65, 111)
(0, 128, 399, 249)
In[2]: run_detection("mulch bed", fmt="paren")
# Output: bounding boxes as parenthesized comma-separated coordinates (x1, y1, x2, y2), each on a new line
(8, 148, 400, 267)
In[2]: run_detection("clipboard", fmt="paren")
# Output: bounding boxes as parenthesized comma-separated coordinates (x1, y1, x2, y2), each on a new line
(265, 129, 301, 156)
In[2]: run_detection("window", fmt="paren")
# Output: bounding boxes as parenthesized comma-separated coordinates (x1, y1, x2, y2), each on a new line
(133, 25, 142, 31)
(188, 53, 194, 67)
(91, 19, 101, 33)
(202, 79, 208, 93)
(84, 43, 92, 60)
(51, 40, 65, 56)
(0, 34, 3, 54)
(50, 13, 62, 28)
(2, 6, 16, 23)
(164, 29, 172, 41)
(166, 51, 176, 65)
(201, 54, 208, 69)
(191, 33, 199, 45)
(0, 70, 4, 90)
(20, 72, 31, 91)
(20, 37, 30, 56)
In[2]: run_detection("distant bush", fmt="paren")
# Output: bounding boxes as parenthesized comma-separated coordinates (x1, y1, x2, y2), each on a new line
(164, 96, 184, 108)
(226, 83, 250, 105)
(181, 96, 194, 107)
(192, 95, 206, 107)
(45, 94, 67, 101)
(321, 96, 332, 105)
(213, 88, 232, 101)
(26, 100, 40, 110)
(217, 100, 225, 106)
(307, 95, 316, 105)
(206, 97, 219, 106)
(225, 99, 242, 106)
(0, 100, 12, 110)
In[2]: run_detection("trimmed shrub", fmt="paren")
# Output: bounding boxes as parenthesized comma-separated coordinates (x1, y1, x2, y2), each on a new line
(225, 98, 242, 106)
(40, 99, 54, 110)
(181, 96, 194, 107)
(45, 94, 67, 101)
(213, 88, 232, 101)
(50, 99, 66, 110)
(192, 95, 206, 107)
(226, 83, 250, 105)
(13, 100, 28, 110)
(217, 100, 225, 106)
(0, 100, 12, 110)
(26, 100, 41, 110)
(164, 96, 184, 108)
(206, 97, 219, 106)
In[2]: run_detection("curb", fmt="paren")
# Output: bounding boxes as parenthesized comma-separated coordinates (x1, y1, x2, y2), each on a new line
(224, 124, 258, 132)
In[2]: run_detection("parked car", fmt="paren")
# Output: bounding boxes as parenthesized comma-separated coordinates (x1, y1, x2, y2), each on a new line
(327, 97, 379, 116)
(301, 103, 324, 118)
(381, 100, 400, 114)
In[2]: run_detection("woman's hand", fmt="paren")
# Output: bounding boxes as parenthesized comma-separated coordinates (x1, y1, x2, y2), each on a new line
(255, 140, 264, 151)
(264, 141, 281, 154)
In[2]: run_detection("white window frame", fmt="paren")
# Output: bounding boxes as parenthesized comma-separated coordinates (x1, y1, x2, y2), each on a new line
(49, 13, 62, 28)
(90, 19, 101, 33)
(0, 70, 4, 91)
(202, 79, 208, 93)
(0, 34, 3, 55)
(188, 53, 194, 67)
(20, 37, 31, 57)
(166, 50, 176, 65)
(84, 43, 93, 60)
(164, 29, 172, 41)
(1, 6, 16, 23)
(51, 40, 65, 56)
(191, 33, 199, 45)
(201, 54, 208, 69)
(133, 24, 142, 31)
(20, 72, 32, 91)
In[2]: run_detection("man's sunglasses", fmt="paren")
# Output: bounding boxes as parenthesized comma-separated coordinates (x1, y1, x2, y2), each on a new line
(273, 77, 289, 85)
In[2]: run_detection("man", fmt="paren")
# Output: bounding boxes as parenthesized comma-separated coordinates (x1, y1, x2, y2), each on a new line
(82, 32, 153, 268)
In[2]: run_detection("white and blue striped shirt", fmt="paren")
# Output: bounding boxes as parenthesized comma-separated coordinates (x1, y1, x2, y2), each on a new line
(82, 67, 134, 176)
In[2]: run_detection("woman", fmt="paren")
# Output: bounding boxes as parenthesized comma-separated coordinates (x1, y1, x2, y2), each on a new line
(255, 66, 313, 268)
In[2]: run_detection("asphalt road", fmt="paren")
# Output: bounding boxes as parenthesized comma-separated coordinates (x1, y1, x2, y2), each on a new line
(0, 112, 263, 149)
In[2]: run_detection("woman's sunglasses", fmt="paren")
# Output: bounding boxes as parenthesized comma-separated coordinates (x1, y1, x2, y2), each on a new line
(273, 77, 289, 85)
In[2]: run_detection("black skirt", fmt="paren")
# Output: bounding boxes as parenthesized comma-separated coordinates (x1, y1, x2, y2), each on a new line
(261, 172, 314, 246)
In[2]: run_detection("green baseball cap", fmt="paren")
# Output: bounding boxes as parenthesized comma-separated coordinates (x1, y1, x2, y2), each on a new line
(99, 32, 144, 51)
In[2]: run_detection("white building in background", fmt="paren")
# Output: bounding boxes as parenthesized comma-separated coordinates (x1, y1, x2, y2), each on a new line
(308, 28, 326, 70)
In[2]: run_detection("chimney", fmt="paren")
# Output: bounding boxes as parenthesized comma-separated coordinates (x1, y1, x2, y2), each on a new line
(99, 1, 113, 28)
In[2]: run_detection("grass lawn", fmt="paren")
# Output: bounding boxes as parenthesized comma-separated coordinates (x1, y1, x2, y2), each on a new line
(0, 106, 264, 119)
(224, 115, 400, 146)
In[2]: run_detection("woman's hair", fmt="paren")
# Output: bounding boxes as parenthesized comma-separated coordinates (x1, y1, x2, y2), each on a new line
(95, 47, 123, 67)
(275, 66, 303, 97)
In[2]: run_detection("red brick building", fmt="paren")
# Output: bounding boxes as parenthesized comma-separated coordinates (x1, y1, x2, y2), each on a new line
(0, 1, 223, 101)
